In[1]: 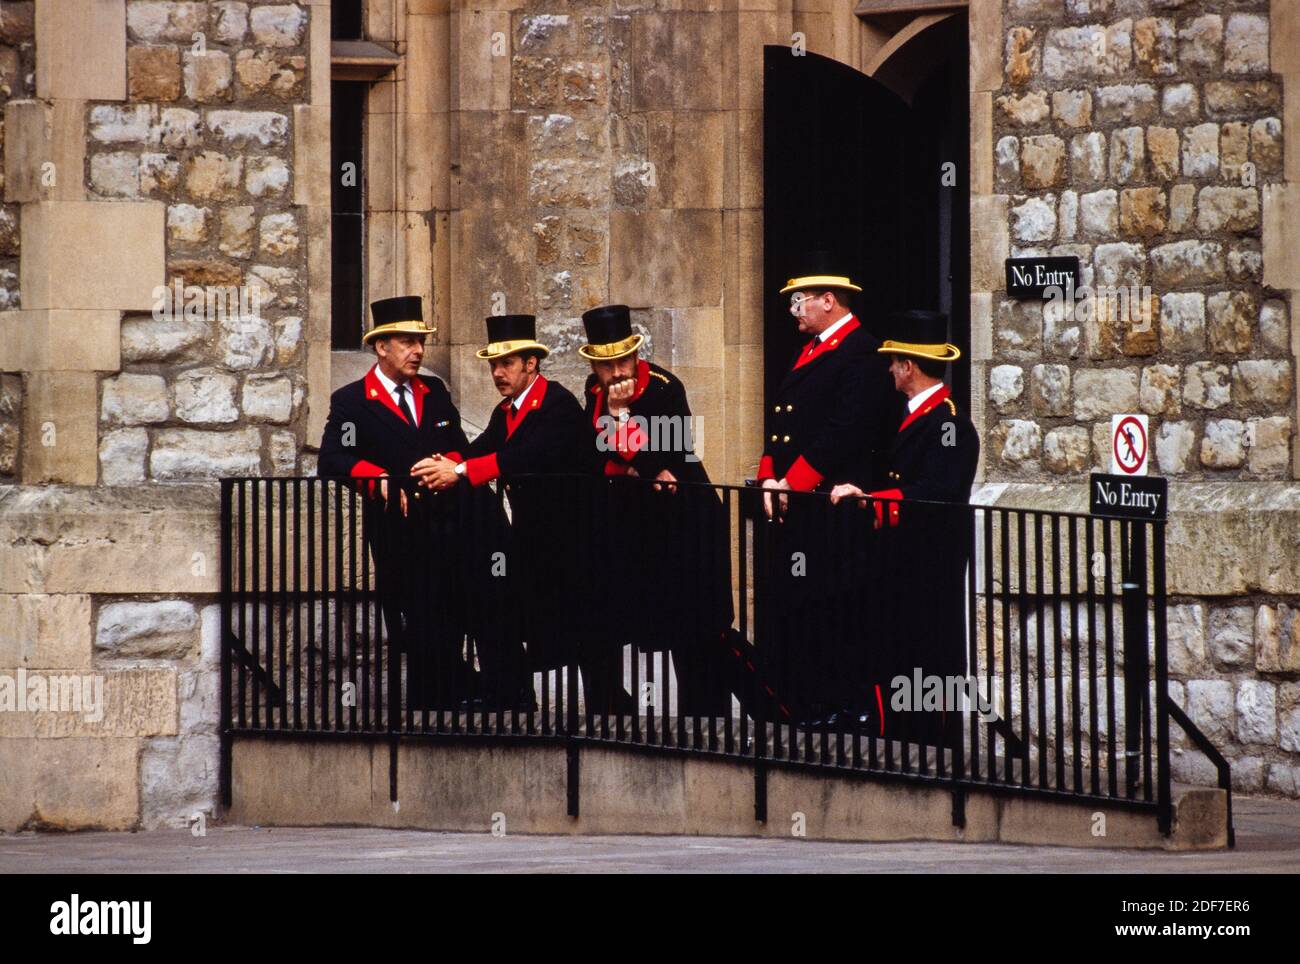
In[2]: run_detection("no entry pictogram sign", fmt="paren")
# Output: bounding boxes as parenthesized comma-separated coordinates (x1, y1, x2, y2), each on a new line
(1111, 414, 1149, 476)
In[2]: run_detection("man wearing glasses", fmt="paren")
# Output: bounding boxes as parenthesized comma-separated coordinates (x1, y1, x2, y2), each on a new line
(755, 254, 897, 725)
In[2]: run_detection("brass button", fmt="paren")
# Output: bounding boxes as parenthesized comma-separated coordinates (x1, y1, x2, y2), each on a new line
(786, 405, 793, 412)
(770, 434, 777, 442)
(773, 405, 780, 413)
(782, 435, 790, 443)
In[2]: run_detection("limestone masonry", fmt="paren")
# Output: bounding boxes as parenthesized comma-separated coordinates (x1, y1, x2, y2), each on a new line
(0, 0, 1297, 830)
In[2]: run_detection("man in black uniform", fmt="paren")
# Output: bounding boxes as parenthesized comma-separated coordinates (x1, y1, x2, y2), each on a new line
(578, 304, 735, 716)
(831, 309, 980, 743)
(413, 314, 631, 713)
(755, 257, 897, 723)
(317, 296, 476, 711)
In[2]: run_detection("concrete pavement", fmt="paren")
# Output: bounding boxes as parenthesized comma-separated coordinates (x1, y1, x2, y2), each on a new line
(0, 795, 1297, 873)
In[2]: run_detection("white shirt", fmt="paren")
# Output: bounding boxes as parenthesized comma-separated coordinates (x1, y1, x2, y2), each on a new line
(373, 365, 418, 426)
(908, 381, 945, 414)
(817, 312, 855, 344)
(511, 374, 540, 412)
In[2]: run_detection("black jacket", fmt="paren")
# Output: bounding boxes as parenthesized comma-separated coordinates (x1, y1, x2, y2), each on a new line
(878, 386, 980, 505)
(759, 316, 898, 491)
(870, 387, 980, 737)
(583, 360, 710, 485)
(583, 360, 732, 649)
(318, 366, 468, 479)
(459, 376, 591, 485)
(457, 375, 595, 667)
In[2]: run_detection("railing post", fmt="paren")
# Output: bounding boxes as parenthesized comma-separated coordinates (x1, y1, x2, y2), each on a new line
(218, 478, 234, 812)
(1153, 519, 1171, 835)
(1121, 520, 1149, 797)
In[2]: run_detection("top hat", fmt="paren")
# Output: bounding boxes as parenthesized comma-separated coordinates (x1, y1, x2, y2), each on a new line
(578, 304, 643, 361)
(778, 250, 863, 295)
(363, 296, 435, 345)
(877, 309, 961, 362)
(476, 314, 551, 360)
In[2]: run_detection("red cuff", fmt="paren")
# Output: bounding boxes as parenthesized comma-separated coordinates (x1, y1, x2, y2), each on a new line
(757, 455, 775, 481)
(868, 488, 903, 527)
(465, 453, 500, 487)
(443, 451, 463, 464)
(784, 455, 824, 492)
(350, 460, 385, 479)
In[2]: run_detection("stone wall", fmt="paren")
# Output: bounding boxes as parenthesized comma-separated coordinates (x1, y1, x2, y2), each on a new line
(971, 0, 1300, 795)
(0, 2, 33, 479)
(988, 0, 1289, 480)
(96, 0, 312, 483)
(0, 1, 325, 831)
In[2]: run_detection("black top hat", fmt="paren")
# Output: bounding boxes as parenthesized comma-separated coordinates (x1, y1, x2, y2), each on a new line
(578, 304, 643, 361)
(364, 295, 434, 345)
(877, 309, 960, 362)
(477, 314, 550, 360)
(779, 250, 863, 295)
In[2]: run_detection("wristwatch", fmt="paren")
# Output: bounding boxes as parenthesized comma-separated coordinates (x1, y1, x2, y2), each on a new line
(454, 461, 467, 477)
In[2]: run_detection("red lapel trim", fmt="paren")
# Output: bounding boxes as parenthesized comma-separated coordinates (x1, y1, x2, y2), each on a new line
(410, 376, 428, 423)
(504, 375, 548, 438)
(364, 366, 409, 424)
(792, 316, 860, 370)
(898, 384, 951, 434)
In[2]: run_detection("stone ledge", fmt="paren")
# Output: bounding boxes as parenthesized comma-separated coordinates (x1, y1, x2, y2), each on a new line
(0, 484, 219, 594)
(230, 737, 1228, 850)
(973, 481, 1300, 595)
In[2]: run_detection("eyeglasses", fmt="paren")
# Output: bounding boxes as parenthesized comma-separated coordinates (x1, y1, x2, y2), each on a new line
(789, 291, 827, 316)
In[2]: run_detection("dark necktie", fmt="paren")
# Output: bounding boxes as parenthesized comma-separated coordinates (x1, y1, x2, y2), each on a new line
(396, 383, 417, 427)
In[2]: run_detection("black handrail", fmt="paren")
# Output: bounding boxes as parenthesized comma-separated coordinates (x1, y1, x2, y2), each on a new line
(216, 472, 1226, 841)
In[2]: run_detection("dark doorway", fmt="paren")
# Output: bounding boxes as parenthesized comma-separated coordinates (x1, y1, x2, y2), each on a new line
(762, 24, 970, 419)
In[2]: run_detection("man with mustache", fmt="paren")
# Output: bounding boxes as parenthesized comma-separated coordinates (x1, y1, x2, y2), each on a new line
(413, 314, 632, 714)
(579, 304, 736, 717)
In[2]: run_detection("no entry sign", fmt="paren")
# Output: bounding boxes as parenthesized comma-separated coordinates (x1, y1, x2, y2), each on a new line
(1111, 414, 1149, 476)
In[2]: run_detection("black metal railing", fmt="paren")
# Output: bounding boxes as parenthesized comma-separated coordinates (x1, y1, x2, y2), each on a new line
(219, 473, 1231, 837)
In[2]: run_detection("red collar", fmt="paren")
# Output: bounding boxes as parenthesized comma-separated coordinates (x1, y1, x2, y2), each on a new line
(793, 316, 860, 370)
(898, 383, 951, 433)
(589, 359, 650, 425)
(364, 365, 428, 425)
(501, 375, 548, 438)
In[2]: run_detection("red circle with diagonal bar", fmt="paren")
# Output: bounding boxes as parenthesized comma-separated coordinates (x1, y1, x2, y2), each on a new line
(1113, 415, 1147, 474)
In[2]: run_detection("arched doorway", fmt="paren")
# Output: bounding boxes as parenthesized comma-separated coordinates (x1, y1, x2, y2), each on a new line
(762, 15, 970, 435)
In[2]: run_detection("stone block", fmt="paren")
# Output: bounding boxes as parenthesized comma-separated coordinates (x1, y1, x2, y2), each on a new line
(96, 600, 199, 661)
(128, 44, 181, 101)
(609, 209, 721, 308)
(1200, 418, 1245, 468)
(4, 99, 88, 204)
(20, 201, 165, 311)
(630, 13, 722, 111)
(0, 594, 93, 670)
(0, 736, 141, 832)
(1183, 361, 1231, 410)
(1158, 292, 1204, 351)
(1073, 368, 1138, 420)
(36, 0, 127, 100)
(0, 309, 121, 371)
(151, 426, 261, 479)
(20, 371, 99, 484)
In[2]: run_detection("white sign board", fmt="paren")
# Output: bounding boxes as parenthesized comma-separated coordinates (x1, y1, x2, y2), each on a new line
(1111, 414, 1149, 476)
